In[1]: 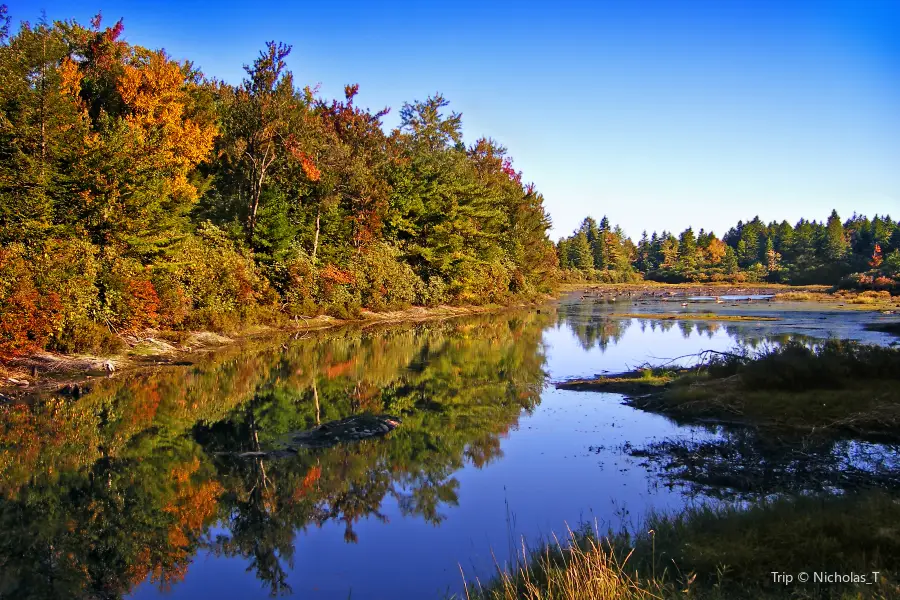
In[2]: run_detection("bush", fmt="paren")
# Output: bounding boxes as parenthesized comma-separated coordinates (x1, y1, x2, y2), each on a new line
(715, 340, 900, 392)
(278, 247, 319, 317)
(53, 318, 125, 355)
(0, 245, 62, 353)
(838, 272, 899, 294)
(150, 270, 191, 327)
(451, 259, 512, 305)
(322, 283, 362, 319)
(97, 253, 160, 333)
(349, 243, 420, 310)
(416, 275, 449, 307)
(153, 223, 276, 330)
(0, 239, 100, 353)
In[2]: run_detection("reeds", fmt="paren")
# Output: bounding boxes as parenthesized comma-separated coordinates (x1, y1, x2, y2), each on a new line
(464, 525, 665, 600)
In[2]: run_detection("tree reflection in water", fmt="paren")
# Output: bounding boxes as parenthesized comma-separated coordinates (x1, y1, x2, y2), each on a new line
(0, 306, 877, 598)
(0, 312, 551, 598)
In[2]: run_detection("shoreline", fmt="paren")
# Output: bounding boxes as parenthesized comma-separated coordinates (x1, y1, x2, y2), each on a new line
(5, 280, 897, 398)
(0, 299, 550, 398)
(555, 342, 900, 444)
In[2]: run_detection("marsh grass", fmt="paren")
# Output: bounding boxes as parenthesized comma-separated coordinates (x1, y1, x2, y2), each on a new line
(601, 341, 900, 440)
(704, 340, 900, 390)
(462, 525, 666, 600)
(464, 494, 900, 600)
(775, 289, 899, 310)
(555, 367, 691, 395)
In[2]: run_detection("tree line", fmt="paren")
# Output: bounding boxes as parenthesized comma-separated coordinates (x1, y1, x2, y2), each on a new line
(0, 9, 558, 354)
(557, 210, 900, 289)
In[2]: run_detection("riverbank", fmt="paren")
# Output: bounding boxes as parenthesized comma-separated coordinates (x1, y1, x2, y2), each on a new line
(464, 492, 900, 599)
(0, 300, 549, 398)
(556, 340, 900, 442)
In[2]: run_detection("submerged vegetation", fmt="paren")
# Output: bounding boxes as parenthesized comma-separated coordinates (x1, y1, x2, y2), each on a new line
(0, 8, 557, 357)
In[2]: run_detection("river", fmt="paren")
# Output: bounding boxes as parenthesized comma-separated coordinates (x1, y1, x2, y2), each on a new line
(1, 296, 897, 599)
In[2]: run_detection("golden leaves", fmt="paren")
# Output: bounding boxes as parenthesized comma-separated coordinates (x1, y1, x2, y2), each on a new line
(58, 58, 84, 99)
(116, 51, 217, 201)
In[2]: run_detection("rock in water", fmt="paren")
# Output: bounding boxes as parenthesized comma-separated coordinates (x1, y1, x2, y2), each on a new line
(218, 414, 402, 459)
(287, 414, 402, 450)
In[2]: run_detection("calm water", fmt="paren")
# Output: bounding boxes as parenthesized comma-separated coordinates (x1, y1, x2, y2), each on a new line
(1, 297, 897, 599)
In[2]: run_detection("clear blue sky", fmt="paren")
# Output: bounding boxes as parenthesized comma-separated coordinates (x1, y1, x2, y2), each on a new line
(9, 0, 900, 239)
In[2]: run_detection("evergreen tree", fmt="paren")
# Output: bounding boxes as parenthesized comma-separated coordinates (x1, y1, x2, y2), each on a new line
(677, 227, 698, 269)
(568, 231, 594, 270)
(822, 209, 849, 261)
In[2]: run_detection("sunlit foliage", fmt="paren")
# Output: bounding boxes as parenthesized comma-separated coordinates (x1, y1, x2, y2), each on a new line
(0, 8, 556, 354)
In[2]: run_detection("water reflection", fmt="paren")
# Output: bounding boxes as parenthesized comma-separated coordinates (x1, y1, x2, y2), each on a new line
(0, 303, 893, 599)
(0, 314, 550, 598)
(628, 429, 900, 501)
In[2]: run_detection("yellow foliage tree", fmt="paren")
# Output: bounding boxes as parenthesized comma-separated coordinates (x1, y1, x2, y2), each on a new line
(706, 237, 727, 265)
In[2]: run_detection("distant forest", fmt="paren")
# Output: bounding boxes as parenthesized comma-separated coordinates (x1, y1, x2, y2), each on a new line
(0, 10, 557, 354)
(557, 211, 900, 289)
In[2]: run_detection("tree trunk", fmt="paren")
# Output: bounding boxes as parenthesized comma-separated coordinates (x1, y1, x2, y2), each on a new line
(247, 146, 272, 237)
(313, 379, 320, 426)
(312, 208, 321, 264)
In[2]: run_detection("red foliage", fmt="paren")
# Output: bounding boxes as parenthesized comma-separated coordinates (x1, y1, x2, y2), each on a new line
(319, 264, 355, 288)
(870, 244, 884, 269)
(874, 276, 895, 290)
(324, 358, 356, 379)
(501, 157, 522, 185)
(0, 248, 63, 353)
(87, 15, 127, 72)
(121, 278, 160, 332)
(284, 135, 322, 182)
(299, 153, 321, 181)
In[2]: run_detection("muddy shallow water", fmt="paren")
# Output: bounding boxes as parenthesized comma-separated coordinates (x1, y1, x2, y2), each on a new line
(1, 297, 897, 599)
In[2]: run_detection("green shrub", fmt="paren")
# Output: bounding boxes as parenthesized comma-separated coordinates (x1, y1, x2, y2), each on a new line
(53, 318, 125, 355)
(279, 247, 319, 317)
(322, 284, 362, 319)
(416, 275, 449, 306)
(152, 223, 275, 329)
(349, 243, 419, 310)
(708, 340, 900, 392)
(97, 253, 160, 333)
(451, 259, 512, 305)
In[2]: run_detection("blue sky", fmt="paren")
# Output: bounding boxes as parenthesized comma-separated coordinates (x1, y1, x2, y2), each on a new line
(9, 0, 900, 239)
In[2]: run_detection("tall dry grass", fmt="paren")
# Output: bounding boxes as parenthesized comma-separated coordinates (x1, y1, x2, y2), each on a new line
(463, 527, 667, 600)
